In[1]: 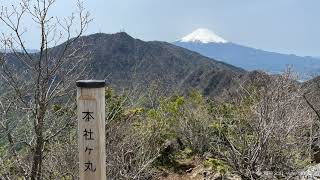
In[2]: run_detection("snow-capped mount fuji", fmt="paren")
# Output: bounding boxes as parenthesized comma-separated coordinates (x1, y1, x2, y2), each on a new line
(179, 28, 228, 44)
(174, 28, 320, 80)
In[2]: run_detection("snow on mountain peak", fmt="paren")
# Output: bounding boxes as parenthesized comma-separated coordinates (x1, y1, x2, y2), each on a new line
(180, 28, 227, 44)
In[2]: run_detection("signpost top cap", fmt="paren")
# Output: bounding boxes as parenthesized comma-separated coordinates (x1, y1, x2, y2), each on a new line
(76, 80, 106, 88)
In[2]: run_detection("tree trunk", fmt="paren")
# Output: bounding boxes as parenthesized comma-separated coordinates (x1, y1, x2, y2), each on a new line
(30, 137, 44, 180)
(30, 113, 45, 180)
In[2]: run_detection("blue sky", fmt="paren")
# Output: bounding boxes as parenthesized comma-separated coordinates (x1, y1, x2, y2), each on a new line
(1, 0, 319, 56)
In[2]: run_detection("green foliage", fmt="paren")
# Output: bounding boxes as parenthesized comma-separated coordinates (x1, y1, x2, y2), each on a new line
(153, 147, 195, 173)
(204, 158, 230, 175)
(52, 104, 75, 117)
(136, 95, 186, 145)
(188, 90, 205, 106)
(209, 94, 258, 149)
(105, 87, 127, 122)
(153, 151, 179, 172)
(0, 84, 314, 179)
(0, 158, 13, 175)
(175, 147, 193, 160)
(292, 151, 312, 168)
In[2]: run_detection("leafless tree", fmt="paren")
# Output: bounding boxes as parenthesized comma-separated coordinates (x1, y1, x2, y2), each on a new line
(0, 0, 91, 179)
(211, 70, 316, 179)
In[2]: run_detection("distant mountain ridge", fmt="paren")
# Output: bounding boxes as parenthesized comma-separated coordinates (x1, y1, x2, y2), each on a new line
(0, 49, 38, 53)
(5, 31, 313, 99)
(47, 32, 246, 97)
(174, 28, 320, 80)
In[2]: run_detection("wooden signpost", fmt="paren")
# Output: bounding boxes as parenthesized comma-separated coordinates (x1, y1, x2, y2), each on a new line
(76, 80, 106, 180)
